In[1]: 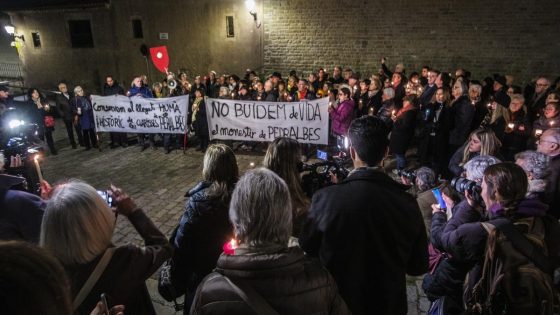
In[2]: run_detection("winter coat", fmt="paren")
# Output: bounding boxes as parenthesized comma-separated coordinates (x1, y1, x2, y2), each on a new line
(55, 92, 75, 121)
(171, 181, 232, 306)
(66, 210, 172, 315)
(190, 246, 350, 315)
(300, 167, 428, 315)
(501, 110, 531, 160)
(330, 99, 355, 136)
(102, 82, 125, 96)
(546, 154, 560, 218)
(128, 85, 153, 98)
(389, 108, 418, 154)
(448, 96, 475, 146)
(193, 99, 209, 137)
(72, 96, 95, 130)
(0, 174, 45, 243)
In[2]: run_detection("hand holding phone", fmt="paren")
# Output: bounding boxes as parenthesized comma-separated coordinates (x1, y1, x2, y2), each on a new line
(432, 188, 446, 210)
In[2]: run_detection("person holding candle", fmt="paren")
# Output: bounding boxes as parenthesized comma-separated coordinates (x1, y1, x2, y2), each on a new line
(0, 153, 45, 243)
(376, 87, 397, 130)
(531, 94, 560, 146)
(480, 92, 510, 142)
(191, 168, 349, 314)
(26, 88, 57, 155)
(390, 94, 419, 171)
(329, 87, 355, 139)
(502, 94, 531, 160)
(166, 144, 238, 312)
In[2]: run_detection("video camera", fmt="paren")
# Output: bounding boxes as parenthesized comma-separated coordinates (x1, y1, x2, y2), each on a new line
(450, 177, 483, 204)
(300, 148, 351, 198)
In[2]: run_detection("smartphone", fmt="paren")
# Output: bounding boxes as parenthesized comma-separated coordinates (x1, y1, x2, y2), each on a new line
(316, 149, 328, 161)
(97, 190, 114, 207)
(432, 188, 446, 210)
(100, 293, 110, 315)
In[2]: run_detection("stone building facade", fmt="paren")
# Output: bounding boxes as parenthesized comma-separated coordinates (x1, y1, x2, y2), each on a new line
(3, 0, 560, 92)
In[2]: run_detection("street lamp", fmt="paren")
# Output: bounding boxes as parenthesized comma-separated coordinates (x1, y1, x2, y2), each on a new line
(4, 22, 24, 42)
(245, 0, 261, 28)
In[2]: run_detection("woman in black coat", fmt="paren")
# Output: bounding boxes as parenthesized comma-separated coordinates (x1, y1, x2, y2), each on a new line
(418, 87, 452, 176)
(448, 81, 475, 159)
(192, 88, 209, 151)
(169, 144, 238, 313)
(27, 88, 57, 155)
(390, 95, 418, 170)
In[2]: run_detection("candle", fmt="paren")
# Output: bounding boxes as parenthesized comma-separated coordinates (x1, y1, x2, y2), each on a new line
(369, 107, 374, 115)
(231, 92, 235, 99)
(507, 123, 515, 129)
(551, 121, 556, 127)
(392, 110, 396, 116)
(535, 129, 543, 137)
(487, 103, 492, 108)
(257, 96, 261, 101)
(34, 155, 44, 183)
(249, 162, 255, 167)
(223, 238, 237, 255)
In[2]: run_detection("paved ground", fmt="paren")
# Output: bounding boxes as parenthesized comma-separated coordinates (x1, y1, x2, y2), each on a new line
(41, 119, 429, 314)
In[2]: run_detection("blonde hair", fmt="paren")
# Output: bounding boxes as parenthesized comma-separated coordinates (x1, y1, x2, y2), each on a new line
(461, 128, 502, 166)
(40, 180, 115, 265)
(491, 103, 510, 124)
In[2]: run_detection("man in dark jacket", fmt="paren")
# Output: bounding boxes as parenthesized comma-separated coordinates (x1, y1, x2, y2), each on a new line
(537, 128, 560, 218)
(56, 82, 81, 148)
(300, 116, 429, 315)
(102, 75, 127, 148)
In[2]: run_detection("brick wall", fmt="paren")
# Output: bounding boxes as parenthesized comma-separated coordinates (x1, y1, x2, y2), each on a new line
(262, 0, 560, 85)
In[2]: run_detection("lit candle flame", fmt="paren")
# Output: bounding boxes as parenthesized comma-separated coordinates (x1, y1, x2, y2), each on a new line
(508, 123, 515, 129)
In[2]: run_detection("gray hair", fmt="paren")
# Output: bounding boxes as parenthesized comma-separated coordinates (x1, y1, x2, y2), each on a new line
(73, 85, 83, 94)
(464, 155, 501, 182)
(510, 93, 525, 104)
(415, 167, 437, 192)
(229, 168, 292, 247)
(40, 180, 115, 265)
(219, 86, 230, 96)
(383, 87, 395, 98)
(515, 150, 550, 180)
(469, 83, 482, 94)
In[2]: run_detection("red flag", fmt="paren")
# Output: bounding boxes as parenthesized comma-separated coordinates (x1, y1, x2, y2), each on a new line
(150, 46, 169, 73)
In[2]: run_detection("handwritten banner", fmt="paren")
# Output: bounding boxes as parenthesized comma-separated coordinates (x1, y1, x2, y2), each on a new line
(206, 97, 329, 145)
(91, 95, 188, 134)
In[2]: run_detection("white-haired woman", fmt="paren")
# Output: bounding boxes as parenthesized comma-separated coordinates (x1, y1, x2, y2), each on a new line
(515, 150, 550, 201)
(190, 168, 349, 314)
(40, 180, 172, 315)
(71, 86, 97, 150)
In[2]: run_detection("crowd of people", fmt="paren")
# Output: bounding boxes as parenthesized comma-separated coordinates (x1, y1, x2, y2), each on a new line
(1, 59, 560, 315)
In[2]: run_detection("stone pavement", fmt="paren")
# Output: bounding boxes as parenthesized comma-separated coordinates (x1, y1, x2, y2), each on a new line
(41, 120, 429, 314)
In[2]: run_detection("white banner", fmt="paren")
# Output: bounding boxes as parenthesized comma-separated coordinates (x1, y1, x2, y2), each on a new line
(91, 95, 189, 134)
(206, 97, 329, 145)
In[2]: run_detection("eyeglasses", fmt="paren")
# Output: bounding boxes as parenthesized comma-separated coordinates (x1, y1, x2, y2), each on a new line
(536, 139, 559, 145)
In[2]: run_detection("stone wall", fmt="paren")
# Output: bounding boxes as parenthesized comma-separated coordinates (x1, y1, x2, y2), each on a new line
(262, 0, 560, 84)
(7, 0, 263, 92)
(5, 0, 560, 91)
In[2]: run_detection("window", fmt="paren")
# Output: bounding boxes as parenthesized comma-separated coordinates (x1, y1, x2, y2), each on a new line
(226, 16, 234, 38)
(31, 32, 41, 48)
(132, 19, 143, 39)
(68, 20, 94, 48)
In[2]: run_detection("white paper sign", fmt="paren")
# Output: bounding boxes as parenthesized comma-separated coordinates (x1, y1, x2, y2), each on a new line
(91, 95, 189, 134)
(206, 97, 329, 145)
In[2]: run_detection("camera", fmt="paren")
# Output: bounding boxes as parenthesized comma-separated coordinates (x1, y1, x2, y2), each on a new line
(451, 177, 482, 204)
(97, 190, 116, 207)
(397, 169, 416, 182)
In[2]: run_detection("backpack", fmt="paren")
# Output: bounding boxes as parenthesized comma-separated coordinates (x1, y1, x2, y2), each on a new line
(467, 217, 560, 315)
